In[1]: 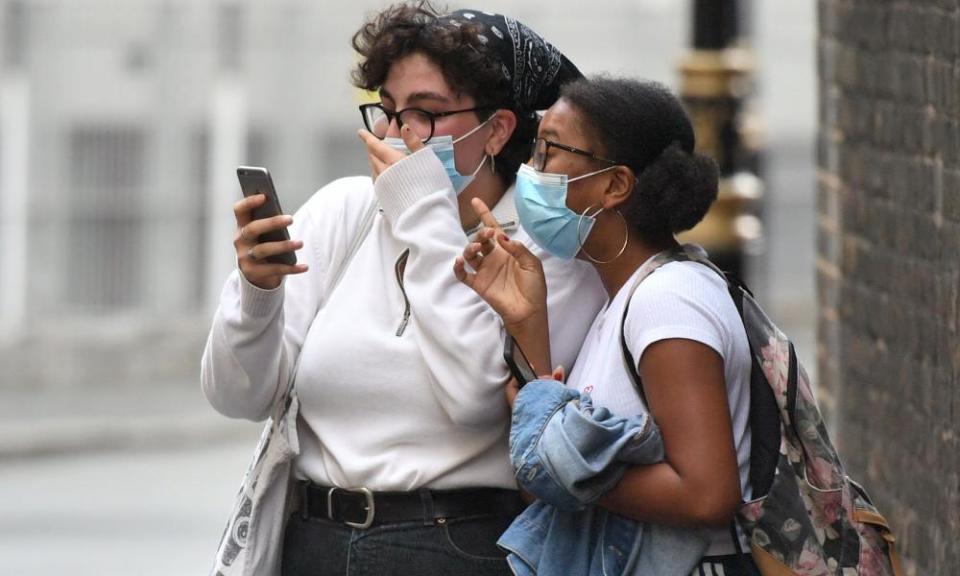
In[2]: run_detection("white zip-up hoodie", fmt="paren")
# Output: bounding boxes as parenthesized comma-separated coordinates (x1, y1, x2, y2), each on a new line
(202, 147, 605, 491)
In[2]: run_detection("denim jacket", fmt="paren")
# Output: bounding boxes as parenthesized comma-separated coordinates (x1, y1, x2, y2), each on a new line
(497, 379, 708, 576)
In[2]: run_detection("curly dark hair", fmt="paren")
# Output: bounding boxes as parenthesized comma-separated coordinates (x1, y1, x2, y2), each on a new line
(560, 76, 719, 244)
(351, 1, 537, 188)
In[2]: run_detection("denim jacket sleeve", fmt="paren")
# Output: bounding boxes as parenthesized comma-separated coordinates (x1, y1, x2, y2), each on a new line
(509, 379, 665, 511)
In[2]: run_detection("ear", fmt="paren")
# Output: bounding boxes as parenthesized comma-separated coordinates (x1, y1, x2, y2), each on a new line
(602, 166, 637, 211)
(484, 109, 518, 156)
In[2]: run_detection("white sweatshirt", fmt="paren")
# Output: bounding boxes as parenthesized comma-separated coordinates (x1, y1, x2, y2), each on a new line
(202, 148, 606, 491)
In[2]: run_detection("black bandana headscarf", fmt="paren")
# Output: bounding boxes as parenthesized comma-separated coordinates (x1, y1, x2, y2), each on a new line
(438, 9, 582, 112)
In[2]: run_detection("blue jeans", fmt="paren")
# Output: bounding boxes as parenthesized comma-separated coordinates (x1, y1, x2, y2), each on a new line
(281, 512, 515, 576)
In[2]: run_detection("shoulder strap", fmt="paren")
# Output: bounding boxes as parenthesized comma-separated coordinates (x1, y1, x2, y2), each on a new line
(618, 284, 646, 405)
(619, 245, 756, 401)
(279, 200, 378, 407)
(328, 200, 378, 295)
(618, 246, 690, 405)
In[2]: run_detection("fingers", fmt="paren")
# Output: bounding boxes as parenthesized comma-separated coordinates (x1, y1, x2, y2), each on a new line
(552, 365, 565, 382)
(460, 242, 487, 277)
(467, 200, 501, 263)
(234, 193, 267, 228)
(247, 239, 303, 261)
(367, 153, 387, 180)
(470, 197, 500, 230)
(239, 250, 308, 290)
(460, 223, 499, 274)
(247, 261, 309, 276)
(475, 228, 497, 256)
(358, 129, 388, 178)
(496, 232, 539, 267)
(401, 124, 424, 152)
(359, 128, 405, 169)
(241, 244, 308, 291)
(504, 377, 520, 407)
(357, 128, 380, 148)
(236, 215, 293, 246)
(453, 256, 474, 288)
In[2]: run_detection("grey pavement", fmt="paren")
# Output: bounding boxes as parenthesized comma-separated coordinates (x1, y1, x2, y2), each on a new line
(0, 379, 262, 575)
(0, 378, 260, 461)
(0, 439, 259, 576)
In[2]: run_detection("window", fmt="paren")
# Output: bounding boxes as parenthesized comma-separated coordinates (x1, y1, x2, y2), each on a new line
(216, 2, 243, 72)
(3, 0, 27, 70)
(189, 127, 210, 307)
(66, 126, 147, 311)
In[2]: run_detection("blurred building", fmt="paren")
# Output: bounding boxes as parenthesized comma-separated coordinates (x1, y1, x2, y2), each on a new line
(0, 0, 370, 387)
(0, 0, 702, 388)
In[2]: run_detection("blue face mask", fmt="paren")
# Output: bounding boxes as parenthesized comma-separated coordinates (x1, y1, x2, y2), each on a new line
(514, 163, 615, 260)
(384, 117, 491, 195)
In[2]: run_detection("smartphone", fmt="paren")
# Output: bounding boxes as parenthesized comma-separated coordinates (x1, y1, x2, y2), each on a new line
(503, 335, 538, 388)
(236, 166, 297, 265)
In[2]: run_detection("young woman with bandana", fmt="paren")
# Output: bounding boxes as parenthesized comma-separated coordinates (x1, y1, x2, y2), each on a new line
(456, 77, 761, 575)
(201, 3, 605, 576)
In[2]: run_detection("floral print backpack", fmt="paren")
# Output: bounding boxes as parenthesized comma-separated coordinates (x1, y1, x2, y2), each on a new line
(619, 245, 904, 576)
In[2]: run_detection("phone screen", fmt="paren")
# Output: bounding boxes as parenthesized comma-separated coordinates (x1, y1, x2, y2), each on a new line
(503, 335, 538, 387)
(236, 166, 296, 265)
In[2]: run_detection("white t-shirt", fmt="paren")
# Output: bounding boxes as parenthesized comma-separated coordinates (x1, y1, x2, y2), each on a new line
(566, 247, 751, 555)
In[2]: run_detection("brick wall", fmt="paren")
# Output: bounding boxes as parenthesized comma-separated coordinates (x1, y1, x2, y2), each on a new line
(818, 1, 959, 573)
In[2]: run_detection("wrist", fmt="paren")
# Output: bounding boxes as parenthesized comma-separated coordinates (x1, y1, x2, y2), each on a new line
(505, 312, 551, 377)
(504, 311, 548, 340)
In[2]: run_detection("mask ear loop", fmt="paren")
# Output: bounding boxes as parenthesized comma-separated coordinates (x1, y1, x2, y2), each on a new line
(453, 115, 496, 179)
(467, 154, 488, 178)
(577, 204, 629, 264)
(452, 114, 494, 144)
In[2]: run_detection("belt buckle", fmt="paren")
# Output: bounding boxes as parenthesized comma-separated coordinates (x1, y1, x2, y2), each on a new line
(327, 487, 375, 529)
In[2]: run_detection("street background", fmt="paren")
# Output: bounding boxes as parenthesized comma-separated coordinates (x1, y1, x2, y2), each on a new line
(0, 1, 816, 574)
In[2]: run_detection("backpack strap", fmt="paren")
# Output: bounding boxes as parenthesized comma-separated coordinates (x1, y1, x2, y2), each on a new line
(279, 199, 378, 411)
(618, 246, 691, 404)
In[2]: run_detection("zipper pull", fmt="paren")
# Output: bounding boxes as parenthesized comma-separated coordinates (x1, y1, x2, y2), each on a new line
(396, 311, 410, 337)
(394, 250, 412, 336)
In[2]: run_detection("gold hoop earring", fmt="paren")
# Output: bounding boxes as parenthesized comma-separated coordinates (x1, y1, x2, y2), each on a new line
(576, 204, 629, 264)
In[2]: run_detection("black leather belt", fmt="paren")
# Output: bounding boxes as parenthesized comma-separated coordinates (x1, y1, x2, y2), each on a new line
(297, 481, 523, 529)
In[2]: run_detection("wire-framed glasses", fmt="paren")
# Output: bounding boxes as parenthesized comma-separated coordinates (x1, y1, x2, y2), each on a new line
(531, 137, 619, 172)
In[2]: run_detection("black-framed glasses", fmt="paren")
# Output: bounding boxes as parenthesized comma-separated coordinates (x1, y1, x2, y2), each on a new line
(531, 137, 619, 172)
(359, 103, 491, 143)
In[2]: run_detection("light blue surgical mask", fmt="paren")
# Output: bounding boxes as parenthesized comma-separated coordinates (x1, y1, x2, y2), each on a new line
(514, 163, 616, 260)
(384, 118, 491, 195)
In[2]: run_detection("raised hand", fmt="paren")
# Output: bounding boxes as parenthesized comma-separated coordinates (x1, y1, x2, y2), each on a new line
(233, 194, 307, 290)
(358, 124, 424, 179)
(454, 197, 548, 331)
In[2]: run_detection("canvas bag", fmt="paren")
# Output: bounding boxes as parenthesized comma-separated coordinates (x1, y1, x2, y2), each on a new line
(210, 200, 378, 576)
(619, 245, 904, 576)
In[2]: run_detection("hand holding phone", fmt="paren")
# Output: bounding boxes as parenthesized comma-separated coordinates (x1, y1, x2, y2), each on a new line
(503, 335, 538, 388)
(233, 166, 307, 289)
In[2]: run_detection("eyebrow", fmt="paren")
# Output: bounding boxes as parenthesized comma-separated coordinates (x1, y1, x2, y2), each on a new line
(539, 128, 561, 139)
(379, 88, 452, 107)
(407, 91, 452, 105)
